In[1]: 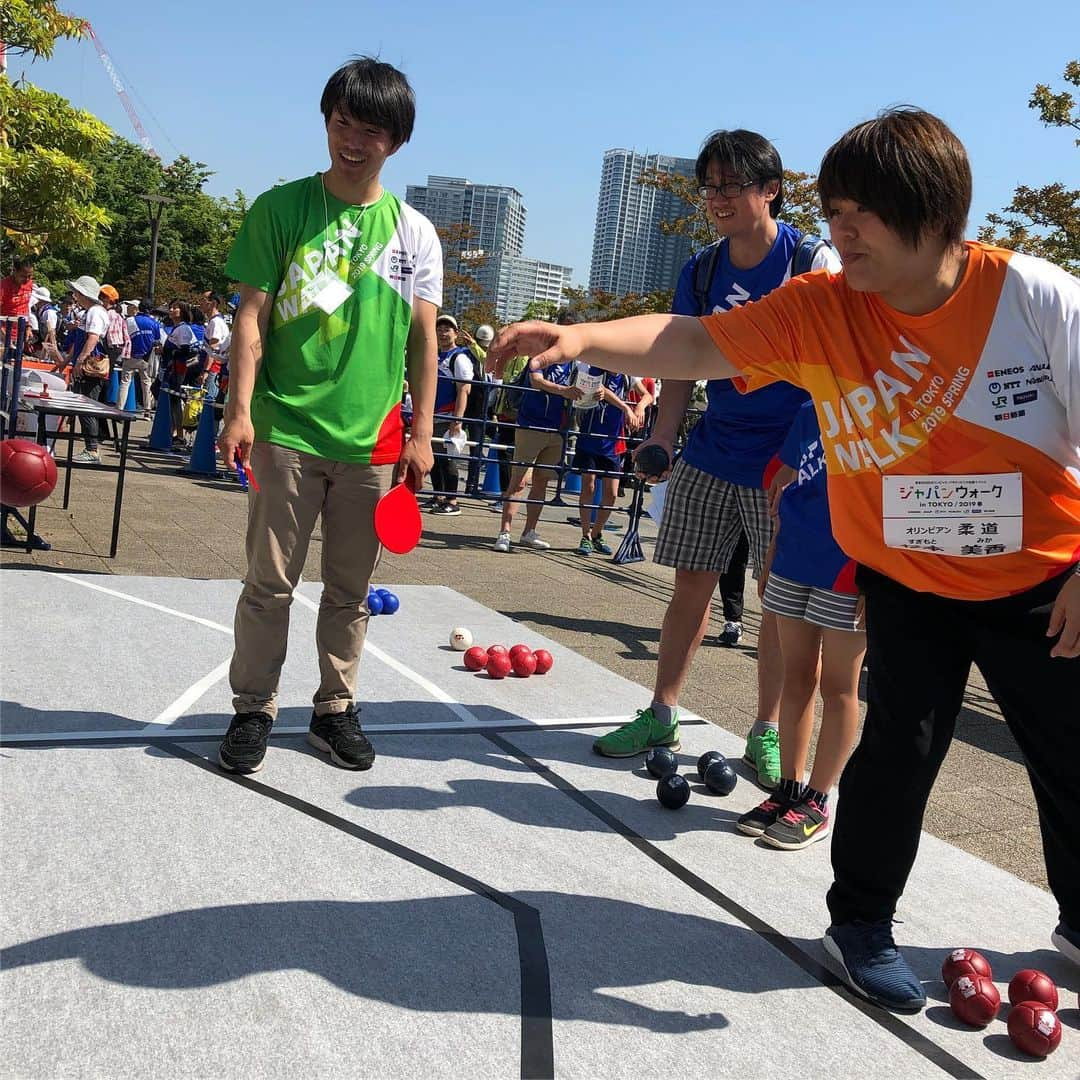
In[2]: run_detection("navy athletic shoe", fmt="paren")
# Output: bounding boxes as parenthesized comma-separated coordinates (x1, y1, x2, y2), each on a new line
(823, 920, 927, 1012)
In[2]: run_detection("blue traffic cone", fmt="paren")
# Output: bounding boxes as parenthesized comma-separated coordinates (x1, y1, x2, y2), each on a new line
(589, 481, 602, 524)
(182, 400, 221, 476)
(481, 445, 502, 496)
(563, 469, 582, 496)
(106, 368, 120, 405)
(148, 389, 173, 449)
(125, 379, 137, 412)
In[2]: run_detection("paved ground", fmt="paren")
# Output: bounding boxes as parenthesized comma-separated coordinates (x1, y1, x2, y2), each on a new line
(0, 416, 1049, 892)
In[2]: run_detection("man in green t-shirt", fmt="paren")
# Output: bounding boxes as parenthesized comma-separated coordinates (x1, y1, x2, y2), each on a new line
(216, 57, 443, 776)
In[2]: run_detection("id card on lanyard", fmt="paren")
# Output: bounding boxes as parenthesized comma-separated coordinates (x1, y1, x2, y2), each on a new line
(304, 178, 363, 315)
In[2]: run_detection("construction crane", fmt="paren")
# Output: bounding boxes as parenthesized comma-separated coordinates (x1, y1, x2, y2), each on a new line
(85, 23, 158, 158)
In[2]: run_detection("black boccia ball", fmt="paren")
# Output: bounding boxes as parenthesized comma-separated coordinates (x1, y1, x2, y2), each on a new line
(704, 760, 738, 795)
(656, 773, 691, 809)
(645, 746, 678, 779)
(635, 444, 671, 480)
(697, 750, 726, 781)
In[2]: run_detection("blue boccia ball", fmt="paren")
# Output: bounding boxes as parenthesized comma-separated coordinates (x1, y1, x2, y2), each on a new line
(367, 591, 384, 615)
(380, 591, 400, 614)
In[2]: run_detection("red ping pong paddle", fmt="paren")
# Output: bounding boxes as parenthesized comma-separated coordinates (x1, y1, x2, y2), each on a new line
(374, 469, 422, 554)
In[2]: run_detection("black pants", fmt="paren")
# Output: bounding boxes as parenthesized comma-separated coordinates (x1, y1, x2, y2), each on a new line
(718, 529, 750, 622)
(429, 419, 460, 501)
(72, 375, 108, 450)
(827, 564, 1080, 928)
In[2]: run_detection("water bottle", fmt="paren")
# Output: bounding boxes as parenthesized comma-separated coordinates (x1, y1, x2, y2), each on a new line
(571, 362, 603, 410)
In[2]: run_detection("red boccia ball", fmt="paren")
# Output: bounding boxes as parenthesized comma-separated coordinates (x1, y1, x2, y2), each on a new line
(486, 653, 513, 679)
(487, 645, 509, 659)
(532, 649, 553, 674)
(511, 651, 537, 677)
(949, 974, 1001, 1027)
(0, 438, 58, 507)
(509, 644, 532, 662)
(941, 948, 992, 988)
(463, 646, 488, 672)
(1007, 1001, 1062, 1057)
(1008, 969, 1058, 1010)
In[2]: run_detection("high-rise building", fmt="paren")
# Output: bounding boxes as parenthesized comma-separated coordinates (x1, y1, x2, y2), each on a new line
(405, 176, 526, 258)
(473, 254, 574, 324)
(588, 150, 697, 298)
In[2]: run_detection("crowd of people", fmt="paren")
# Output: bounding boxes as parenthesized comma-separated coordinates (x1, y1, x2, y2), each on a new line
(0, 261, 234, 460)
(4, 53, 1077, 1024)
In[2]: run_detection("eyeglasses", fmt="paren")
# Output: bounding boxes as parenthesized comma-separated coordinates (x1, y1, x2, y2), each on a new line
(697, 180, 759, 200)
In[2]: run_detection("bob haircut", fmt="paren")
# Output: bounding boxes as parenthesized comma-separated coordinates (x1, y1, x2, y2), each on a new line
(818, 107, 971, 249)
(695, 130, 784, 218)
(320, 56, 415, 147)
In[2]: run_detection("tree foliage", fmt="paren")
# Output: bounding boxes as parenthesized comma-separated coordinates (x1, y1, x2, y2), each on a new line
(978, 60, 1079, 274)
(0, 3, 113, 252)
(34, 137, 248, 301)
(562, 285, 674, 322)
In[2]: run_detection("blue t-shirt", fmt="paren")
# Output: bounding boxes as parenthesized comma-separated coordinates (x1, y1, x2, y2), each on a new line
(130, 314, 162, 359)
(434, 346, 475, 413)
(771, 401, 856, 594)
(518, 362, 572, 430)
(576, 370, 628, 458)
(675, 221, 813, 488)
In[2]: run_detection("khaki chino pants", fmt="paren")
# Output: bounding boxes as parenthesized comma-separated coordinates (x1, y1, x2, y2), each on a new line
(230, 441, 393, 719)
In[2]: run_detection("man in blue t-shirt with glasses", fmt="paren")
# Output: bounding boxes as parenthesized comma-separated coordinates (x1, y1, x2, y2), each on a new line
(592, 129, 841, 784)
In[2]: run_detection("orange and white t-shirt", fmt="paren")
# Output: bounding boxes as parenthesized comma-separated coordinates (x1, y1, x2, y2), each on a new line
(701, 242, 1080, 600)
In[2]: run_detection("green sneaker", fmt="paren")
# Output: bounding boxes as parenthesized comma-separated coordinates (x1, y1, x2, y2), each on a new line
(593, 707, 681, 757)
(576, 537, 593, 556)
(590, 533, 613, 555)
(743, 728, 780, 789)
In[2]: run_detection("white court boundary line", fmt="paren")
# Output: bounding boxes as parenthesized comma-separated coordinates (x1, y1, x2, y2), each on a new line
(7, 575, 702, 743)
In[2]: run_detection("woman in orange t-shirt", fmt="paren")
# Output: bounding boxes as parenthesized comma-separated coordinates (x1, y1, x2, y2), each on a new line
(489, 107, 1080, 1015)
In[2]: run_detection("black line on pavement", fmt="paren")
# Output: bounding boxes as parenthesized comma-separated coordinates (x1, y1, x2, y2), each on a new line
(482, 731, 982, 1080)
(0, 718, 706, 749)
(159, 740, 554, 1080)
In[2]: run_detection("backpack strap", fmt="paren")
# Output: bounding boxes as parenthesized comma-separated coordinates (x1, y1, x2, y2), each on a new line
(790, 234, 834, 278)
(692, 240, 724, 315)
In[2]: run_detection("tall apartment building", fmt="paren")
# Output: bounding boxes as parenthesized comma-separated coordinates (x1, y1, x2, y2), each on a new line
(588, 150, 697, 298)
(473, 254, 574, 324)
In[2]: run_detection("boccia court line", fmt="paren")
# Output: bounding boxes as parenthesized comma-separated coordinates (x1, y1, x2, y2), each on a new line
(159, 739, 555, 1080)
(482, 731, 984, 1080)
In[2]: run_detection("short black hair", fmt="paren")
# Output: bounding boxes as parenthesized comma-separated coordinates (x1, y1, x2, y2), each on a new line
(139, 298, 154, 314)
(203, 291, 221, 307)
(170, 299, 193, 323)
(695, 129, 784, 217)
(818, 107, 971, 250)
(320, 56, 415, 146)
(13, 256, 34, 270)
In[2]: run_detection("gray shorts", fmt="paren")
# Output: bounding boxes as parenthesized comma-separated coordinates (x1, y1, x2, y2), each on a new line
(762, 572, 863, 633)
(654, 458, 773, 575)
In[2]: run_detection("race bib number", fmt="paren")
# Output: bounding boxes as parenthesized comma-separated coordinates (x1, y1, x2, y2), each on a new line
(301, 270, 353, 315)
(882, 473, 1022, 557)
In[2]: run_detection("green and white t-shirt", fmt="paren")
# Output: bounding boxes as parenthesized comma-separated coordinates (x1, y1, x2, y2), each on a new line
(226, 174, 442, 464)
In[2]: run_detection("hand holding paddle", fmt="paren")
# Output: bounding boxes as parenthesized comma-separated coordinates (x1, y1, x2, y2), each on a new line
(374, 470, 422, 554)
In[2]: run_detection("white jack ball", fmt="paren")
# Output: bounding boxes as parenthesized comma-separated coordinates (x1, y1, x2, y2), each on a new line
(449, 627, 473, 651)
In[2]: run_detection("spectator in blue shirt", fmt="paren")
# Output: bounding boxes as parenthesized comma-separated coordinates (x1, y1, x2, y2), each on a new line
(118, 298, 162, 414)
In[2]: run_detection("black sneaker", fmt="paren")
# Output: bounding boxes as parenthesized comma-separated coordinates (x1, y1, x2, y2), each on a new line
(761, 796, 830, 850)
(218, 711, 273, 774)
(431, 503, 461, 516)
(716, 621, 743, 647)
(736, 794, 789, 837)
(308, 705, 375, 770)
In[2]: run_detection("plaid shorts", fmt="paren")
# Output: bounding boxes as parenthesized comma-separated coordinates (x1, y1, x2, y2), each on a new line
(654, 458, 774, 575)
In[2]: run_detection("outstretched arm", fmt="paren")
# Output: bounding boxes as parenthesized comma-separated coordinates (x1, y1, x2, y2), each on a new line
(487, 315, 738, 382)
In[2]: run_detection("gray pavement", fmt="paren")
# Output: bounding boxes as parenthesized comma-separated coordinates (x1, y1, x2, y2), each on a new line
(0, 417, 1048, 892)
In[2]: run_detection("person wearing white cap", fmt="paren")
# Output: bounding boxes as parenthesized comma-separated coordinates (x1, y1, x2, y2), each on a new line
(57, 274, 111, 463)
(31, 286, 61, 361)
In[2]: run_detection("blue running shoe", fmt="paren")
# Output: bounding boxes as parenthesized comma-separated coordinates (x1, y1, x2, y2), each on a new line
(823, 920, 926, 1012)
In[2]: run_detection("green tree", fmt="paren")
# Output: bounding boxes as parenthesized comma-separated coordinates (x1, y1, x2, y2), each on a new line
(562, 285, 674, 322)
(436, 223, 488, 316)
(978, 60, 1080, 274)
(522, 299, 559, 322)
(0, 3, 113, 253)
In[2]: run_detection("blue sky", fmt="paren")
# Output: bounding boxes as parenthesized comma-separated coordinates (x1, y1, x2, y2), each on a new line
(23, 0, 1080, 287)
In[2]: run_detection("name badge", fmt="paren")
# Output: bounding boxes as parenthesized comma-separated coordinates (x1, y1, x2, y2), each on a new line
(882, 473, 1022, 557)
(301, 270, 353, 315)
